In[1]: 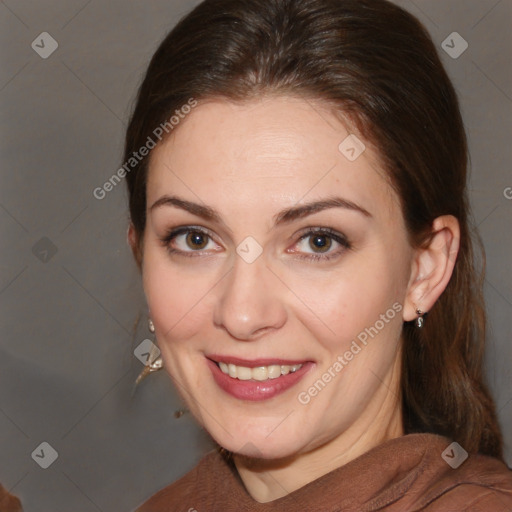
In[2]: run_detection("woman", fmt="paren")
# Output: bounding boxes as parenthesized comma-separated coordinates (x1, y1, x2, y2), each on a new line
(126, 0, 512, 509)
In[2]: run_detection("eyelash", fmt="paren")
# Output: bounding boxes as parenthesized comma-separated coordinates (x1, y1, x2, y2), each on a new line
(159, 226, 351, 263)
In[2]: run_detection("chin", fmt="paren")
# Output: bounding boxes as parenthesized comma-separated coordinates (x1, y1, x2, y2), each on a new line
(208, 420, 310, 460)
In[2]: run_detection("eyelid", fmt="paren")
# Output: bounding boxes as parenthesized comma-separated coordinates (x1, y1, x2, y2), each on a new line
(294, 225, 348, 242)
(161, 225, 213, 239)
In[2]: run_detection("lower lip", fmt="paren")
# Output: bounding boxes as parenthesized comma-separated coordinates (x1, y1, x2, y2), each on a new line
(207, 359, 313, 401)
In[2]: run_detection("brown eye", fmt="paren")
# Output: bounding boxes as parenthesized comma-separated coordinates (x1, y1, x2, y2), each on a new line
(291, 228, 351, 263)
(160, 226, 218, 257)
(309, 234, 332, 253)
(186, 231, 209, 250)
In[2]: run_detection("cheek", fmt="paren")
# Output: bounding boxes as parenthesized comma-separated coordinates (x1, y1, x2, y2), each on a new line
(279, 251, 402, 350)
(142, 250, 215, 342)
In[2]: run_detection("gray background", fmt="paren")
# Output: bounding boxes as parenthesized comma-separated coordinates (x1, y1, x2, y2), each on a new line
(0, 1, 511, 511)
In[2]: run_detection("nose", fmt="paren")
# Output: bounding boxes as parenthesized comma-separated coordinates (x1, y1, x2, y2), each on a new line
(213, 251, 287, 341)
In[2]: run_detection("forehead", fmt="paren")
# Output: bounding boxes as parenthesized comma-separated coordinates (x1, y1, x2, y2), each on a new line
(146, 96, 398, 222)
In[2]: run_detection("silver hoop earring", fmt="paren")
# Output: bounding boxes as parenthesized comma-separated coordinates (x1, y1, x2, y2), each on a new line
(148, 318, 155, 333)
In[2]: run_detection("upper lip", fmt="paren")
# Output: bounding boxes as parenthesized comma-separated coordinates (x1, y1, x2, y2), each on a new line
(207, 354, 310, 368)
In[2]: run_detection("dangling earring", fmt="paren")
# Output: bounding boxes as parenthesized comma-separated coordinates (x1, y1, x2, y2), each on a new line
(146, 317, 161, 370)
(139, 317, 188, 418)
(134, 317, 163, 388)
(415, 308, 425, 328)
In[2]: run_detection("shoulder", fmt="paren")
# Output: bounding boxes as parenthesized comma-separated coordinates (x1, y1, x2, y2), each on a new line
(133, 435, 512, 511)
(406, 439, 512, 511)
(361, 434, 512, 511)
(134, 449, 236, 512)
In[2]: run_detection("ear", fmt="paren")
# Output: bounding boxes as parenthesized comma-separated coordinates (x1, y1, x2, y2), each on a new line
(127, 222, 143, 270)
(403, 215, 460, 321)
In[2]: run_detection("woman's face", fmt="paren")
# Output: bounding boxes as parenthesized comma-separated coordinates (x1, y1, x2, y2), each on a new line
(141, 97, 415, 459)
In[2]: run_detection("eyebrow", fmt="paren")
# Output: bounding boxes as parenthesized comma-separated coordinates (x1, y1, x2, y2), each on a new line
(149, 194, 372, 229)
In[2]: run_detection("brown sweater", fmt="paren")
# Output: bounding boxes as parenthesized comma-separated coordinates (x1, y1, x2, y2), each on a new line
(135, 433, 512, 511)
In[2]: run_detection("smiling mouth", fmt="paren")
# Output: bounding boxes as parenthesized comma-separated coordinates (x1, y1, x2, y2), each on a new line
(216, 361, 304, 381)
(207, 356, 313, 401)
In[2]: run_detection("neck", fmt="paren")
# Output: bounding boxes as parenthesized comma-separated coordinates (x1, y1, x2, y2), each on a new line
(233, 361, 404, 503)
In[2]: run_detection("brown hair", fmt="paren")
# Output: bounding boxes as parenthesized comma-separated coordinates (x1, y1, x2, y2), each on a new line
(124, 0, 503, 458)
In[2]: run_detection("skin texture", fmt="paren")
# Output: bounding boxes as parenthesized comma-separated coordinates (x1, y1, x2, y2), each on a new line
(129, 96, 460, 503)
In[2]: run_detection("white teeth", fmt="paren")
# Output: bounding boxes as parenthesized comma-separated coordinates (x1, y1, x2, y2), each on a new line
(236, 366, 252, 381)
(252, 367, 268, 381)
(267, 365, 281, 379)
(217, 362, 304, 380)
